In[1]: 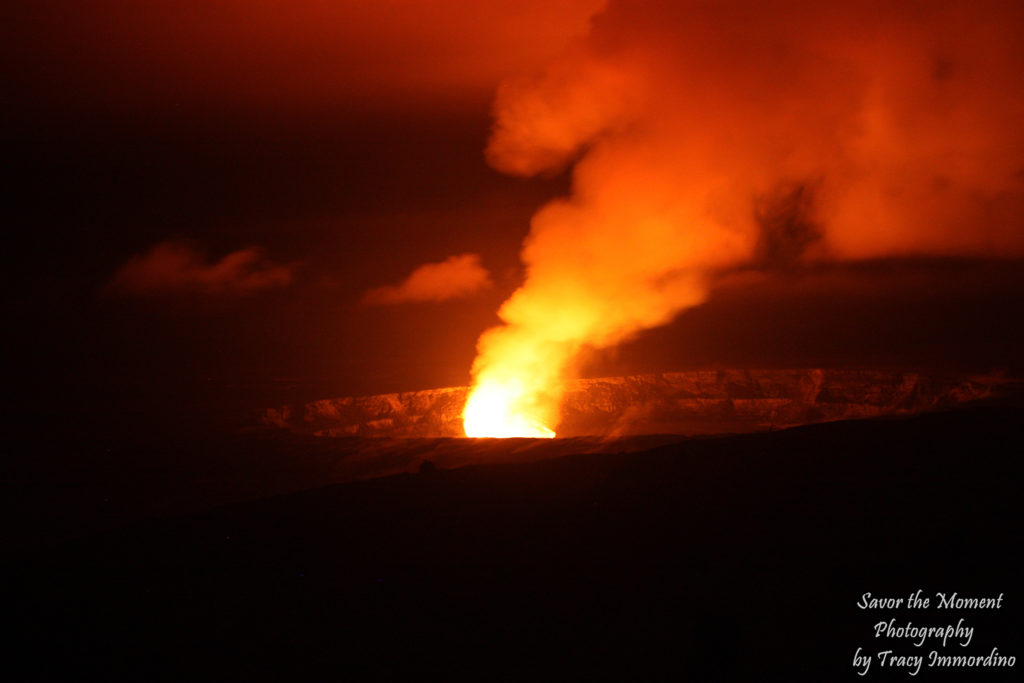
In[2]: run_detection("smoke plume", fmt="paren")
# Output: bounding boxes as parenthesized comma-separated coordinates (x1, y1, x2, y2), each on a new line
(464, 0, 1024, 437)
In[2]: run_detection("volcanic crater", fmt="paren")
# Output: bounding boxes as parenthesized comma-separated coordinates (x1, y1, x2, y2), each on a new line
(263, 368, 1002, 439)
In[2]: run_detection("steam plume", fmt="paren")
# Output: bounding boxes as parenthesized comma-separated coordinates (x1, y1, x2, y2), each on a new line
(464, 0, 1024, 437)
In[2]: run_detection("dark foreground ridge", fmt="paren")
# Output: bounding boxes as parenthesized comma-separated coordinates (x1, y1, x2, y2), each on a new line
(6, 401, 1022, 681)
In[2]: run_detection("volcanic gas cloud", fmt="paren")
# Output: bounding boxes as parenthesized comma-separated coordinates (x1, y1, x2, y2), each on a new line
(462, 0, 1024, 438)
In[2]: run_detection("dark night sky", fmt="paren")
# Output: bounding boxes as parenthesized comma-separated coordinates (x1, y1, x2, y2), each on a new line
(6, 1, 1023, 430)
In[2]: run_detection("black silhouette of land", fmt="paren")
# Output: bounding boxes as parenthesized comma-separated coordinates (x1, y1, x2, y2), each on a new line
(5, 390, 1022, 681)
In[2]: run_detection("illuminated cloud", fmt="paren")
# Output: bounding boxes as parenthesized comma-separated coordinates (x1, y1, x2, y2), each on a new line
(363, 253, 492, 305)
(109, 241, 295, 296)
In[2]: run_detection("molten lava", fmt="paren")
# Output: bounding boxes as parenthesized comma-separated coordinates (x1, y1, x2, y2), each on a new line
(462, 379, 556, 438)
(461, 320, 569, 437)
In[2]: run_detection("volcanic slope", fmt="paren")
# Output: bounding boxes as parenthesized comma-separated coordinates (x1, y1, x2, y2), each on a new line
(7, 400, 1022, 681)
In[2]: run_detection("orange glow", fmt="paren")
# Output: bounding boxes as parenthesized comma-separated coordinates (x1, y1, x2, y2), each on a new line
(6, 0, 605, 114)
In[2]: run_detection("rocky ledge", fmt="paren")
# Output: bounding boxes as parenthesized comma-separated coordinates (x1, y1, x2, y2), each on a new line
(262, 369, 1004, 438)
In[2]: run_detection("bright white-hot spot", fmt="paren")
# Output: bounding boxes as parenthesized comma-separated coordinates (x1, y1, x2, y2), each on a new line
(462, 380, 555, 438)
